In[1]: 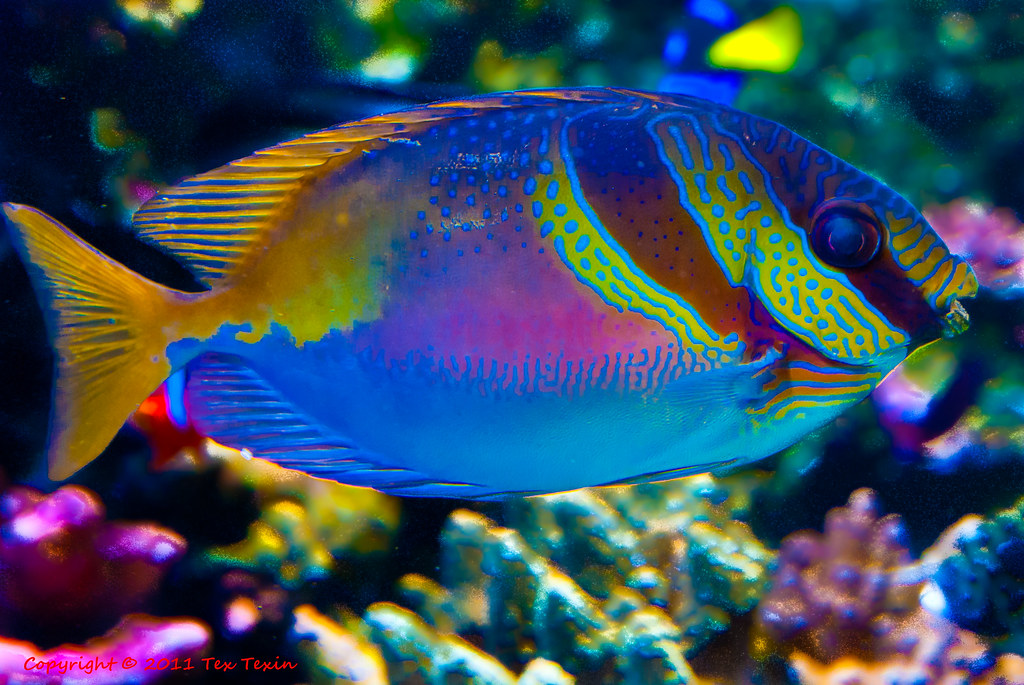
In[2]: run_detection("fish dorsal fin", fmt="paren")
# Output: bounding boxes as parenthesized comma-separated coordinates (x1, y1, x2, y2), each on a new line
(132, 89, 642, 287)
(133, 109, 471, 286)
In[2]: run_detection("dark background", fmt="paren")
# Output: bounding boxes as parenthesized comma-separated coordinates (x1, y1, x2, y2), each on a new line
(2, 0, 1024, 680)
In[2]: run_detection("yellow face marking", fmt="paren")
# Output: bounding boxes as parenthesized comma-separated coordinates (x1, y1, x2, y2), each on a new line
(886, 211, 978, 310)
(890, 220, 924, 253)
(650, 116, 907, 363)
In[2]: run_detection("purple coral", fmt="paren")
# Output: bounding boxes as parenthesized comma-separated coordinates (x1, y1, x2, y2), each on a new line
(756, 489, 916, 662)
(0, 485, 186, 629)
(0, 613, 211, 684)
(924, 198, 1024, 295)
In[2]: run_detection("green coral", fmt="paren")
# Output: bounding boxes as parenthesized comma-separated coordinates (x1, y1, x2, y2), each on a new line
(391, 475, 772, 680)
(203, 450, 400, 587)
(292, 603, 576, 685)
(509, 475, 774, 654)
(936, 494, 1024, 653)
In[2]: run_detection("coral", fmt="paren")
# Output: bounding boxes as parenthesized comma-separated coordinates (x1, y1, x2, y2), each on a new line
(219, 570, 290, 639)
(753, 489, 1023, 684)
(934, 494, 1024, 650)
(117, 0, 203, 34)
(292, 604, 388, 685)
(787, 607, 1024, 684)
(388, 475, 770, 681)
(501, 475, 773, 657)
(0, 484, 186, 630)
(0, 613, 211, 685)
(202, 444, 400, 588)
(290, 476, 768, 683)
(755, 489, 918, 662)
(925, 199, 1024, 296)
(292, 602, 581, 685)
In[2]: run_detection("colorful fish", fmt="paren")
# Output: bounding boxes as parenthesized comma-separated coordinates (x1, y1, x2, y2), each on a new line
(3, 88, 977, 497)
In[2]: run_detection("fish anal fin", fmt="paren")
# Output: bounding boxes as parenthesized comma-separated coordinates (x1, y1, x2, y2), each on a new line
(185, 353, 491, 496)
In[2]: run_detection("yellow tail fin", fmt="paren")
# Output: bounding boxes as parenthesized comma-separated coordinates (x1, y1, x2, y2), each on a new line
(3, 203, 187, 480)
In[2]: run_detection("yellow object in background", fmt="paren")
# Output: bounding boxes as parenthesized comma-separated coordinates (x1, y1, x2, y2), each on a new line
(118, 0, 203, 32)
(472, 40, 561, 92)
(708, 6, 802, 73)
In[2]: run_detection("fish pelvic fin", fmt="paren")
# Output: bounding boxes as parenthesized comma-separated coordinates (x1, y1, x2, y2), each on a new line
(3, 203, 190, 480)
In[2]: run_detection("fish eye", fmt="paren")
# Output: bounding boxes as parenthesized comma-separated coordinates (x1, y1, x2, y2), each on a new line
(810, 208, 881, 269)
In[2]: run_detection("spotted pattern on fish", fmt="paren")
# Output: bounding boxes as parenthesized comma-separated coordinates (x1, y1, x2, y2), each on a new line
(4, 88, 978, 495)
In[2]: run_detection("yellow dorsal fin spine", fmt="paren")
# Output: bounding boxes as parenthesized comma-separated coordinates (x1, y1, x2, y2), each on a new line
(3, 204, 191, 480)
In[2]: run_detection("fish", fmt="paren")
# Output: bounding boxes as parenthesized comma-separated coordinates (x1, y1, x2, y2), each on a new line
(3, 88, 978, 498)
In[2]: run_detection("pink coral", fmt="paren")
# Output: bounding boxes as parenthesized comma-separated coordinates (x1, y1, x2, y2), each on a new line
(0, 485, 186, 629)
(788, 607, 1024, 684)
(754, 489, 1021, 684)
(0, 614, 210, 684)
(755, 489, 918, 662)
(924, 198, 1024, 295)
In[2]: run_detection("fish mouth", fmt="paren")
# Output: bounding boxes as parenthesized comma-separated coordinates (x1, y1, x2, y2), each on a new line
(941, 298, 970, 338)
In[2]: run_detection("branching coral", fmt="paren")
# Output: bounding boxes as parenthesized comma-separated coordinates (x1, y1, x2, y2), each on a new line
(202, 444, 400, 587)
(755, 488, 917, 661)
(756, 489, 1022, 684)
(935, 494, 1024, 652)
(383, 475, 771, 681)
(292, 604, 388, 685)
(787, 607, 1024, 684)
(0, 484, 186, 629)
(292, 603, 577, 685)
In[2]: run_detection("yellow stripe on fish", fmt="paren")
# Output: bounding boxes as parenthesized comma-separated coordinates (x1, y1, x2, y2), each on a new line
(513, 114, 743, 371)
(4, 88, 978, 497)
(648, 111, 908, 364)
(751, 361, 884, 420)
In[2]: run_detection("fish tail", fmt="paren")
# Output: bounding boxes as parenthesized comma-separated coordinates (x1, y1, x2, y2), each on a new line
(3, 203, 191, 480)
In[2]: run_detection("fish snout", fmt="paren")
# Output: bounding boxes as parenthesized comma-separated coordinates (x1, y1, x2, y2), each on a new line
(929, 255, 978, 339)
(941, 298, 970, 338)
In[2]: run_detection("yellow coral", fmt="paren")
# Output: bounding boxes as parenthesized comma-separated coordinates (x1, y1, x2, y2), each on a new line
(293, 604, 388, 685)
(204, 445, 399, 586)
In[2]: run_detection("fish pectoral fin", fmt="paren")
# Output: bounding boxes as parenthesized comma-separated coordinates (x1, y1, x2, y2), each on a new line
(662, 344, 786, 414)
(184, 353, 488, 496)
